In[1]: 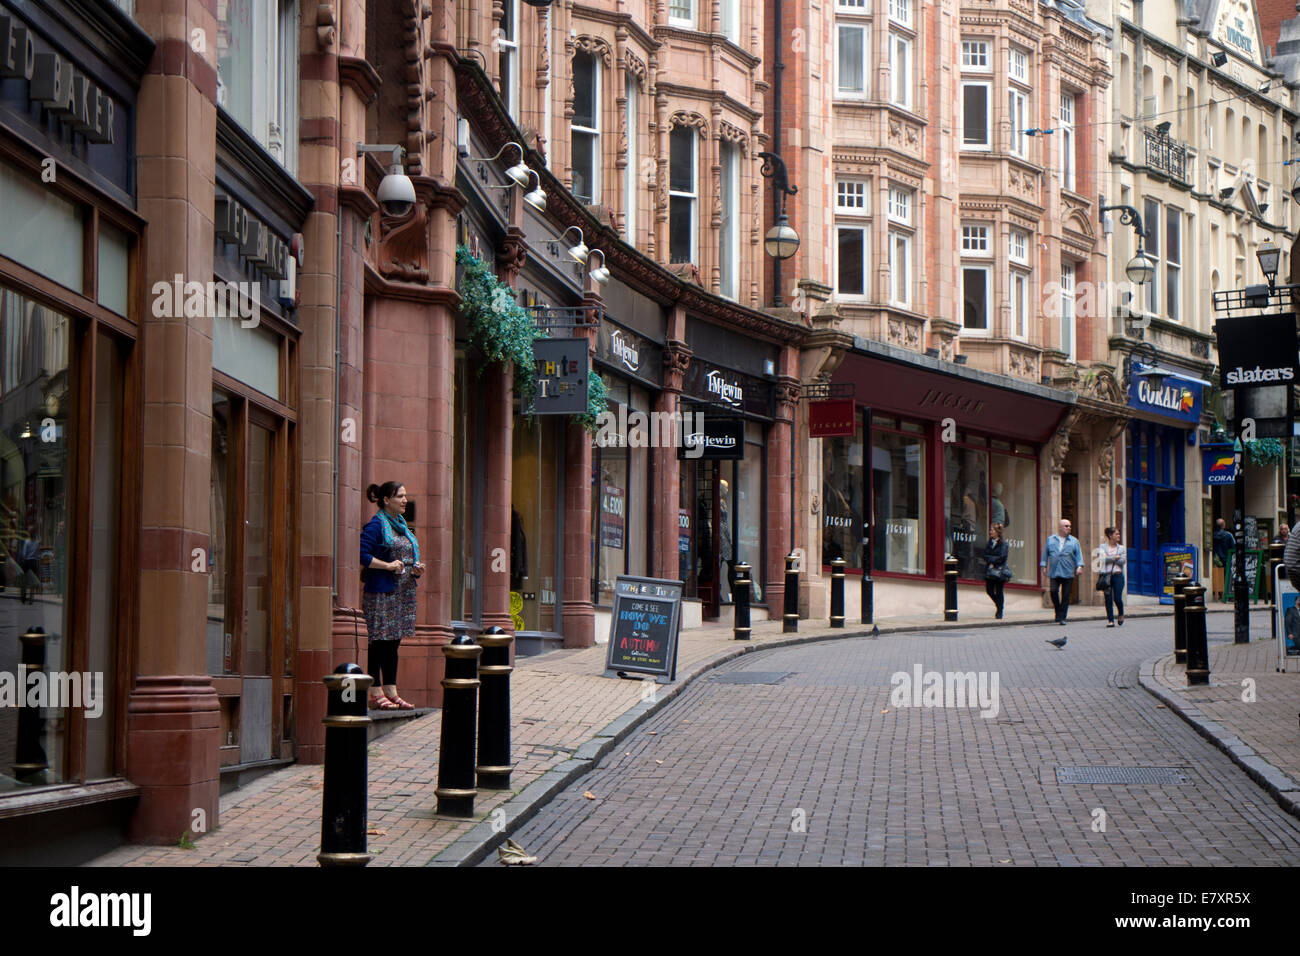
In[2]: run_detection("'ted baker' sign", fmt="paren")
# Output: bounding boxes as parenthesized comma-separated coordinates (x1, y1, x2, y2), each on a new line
(532, 337, 589, 415)
(0, 10, 117, 143)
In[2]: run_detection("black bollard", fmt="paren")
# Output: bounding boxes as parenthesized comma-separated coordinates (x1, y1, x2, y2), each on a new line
(830, 557, 846, 628)
(783, 553, 799, 633)
(436, 630, 482, 817)
(1268, 541, 1285, 640)
(318, 663, 373, 867)
(1172, 573, 1191, 665)
(733, 562, 751, 641)
(476, 626, 514, 790)
(1183, 584, 1210, 685)
(861, 534, 873, 624)
(944, 554, 959, 622)
(13, 627, 48, 780)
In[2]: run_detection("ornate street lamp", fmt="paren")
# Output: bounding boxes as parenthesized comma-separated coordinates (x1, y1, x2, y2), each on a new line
(1100, 194, 1157, 287)
(1256, 241, 1281, 290)
(759, 151, 800, 260)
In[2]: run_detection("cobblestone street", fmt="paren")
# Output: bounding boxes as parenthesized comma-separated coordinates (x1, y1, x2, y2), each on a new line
(499, 615, 1300, 866)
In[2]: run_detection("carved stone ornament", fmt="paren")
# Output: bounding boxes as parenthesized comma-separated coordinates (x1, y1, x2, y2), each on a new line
(625, 49, 647, 84)
(719, 120, 749, 154)
(775, 377, 801, 409)
(379, 201, 429, 281)
(574, 35, 613, 67)
(670, 111, 710, 135)
(887, 317, 922, 349)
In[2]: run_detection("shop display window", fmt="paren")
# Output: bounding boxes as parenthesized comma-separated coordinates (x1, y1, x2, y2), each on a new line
(873, 427, 926, 574)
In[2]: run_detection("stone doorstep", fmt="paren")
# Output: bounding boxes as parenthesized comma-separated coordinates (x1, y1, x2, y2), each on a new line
(367, 707, 435, 743)
(430, 608, 1191, 868)
(1137, 654, 1300, 823)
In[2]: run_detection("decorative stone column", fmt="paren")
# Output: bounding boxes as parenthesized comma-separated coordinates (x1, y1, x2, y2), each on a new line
(653, 339, 692, 579)
(764, 362, 801, 618)
(127, 0, 221, 843)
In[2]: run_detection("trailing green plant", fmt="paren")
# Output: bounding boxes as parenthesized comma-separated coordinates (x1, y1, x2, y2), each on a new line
(456, 244, 542, 407)
(1243, 437, 1286, 466)
(579, 370, 609, 433)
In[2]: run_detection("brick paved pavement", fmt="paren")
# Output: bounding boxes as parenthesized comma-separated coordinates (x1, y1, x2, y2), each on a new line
(498, 615, 1300, 866)
(1145, 630, 1300, 802)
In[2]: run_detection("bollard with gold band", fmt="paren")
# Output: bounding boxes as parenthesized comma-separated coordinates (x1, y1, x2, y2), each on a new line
(1183, 584, 1210, 686)
(13, 626, 48, 780)
(1172, 573, 1191, 664)
(317, 663, 374, 867)
(944, 554, 959, 622)
(830, 557, 846, 628)
(733, 562, 752, 640)
(436, 629, 482, 816)
(783, 553, 800, 633)
(476, 625, 514, 790)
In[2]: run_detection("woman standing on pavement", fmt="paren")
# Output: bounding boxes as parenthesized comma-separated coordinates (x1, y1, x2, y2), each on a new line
(1099, 526, 1126, 627)
(360, 481, 425, 709)
(983, 523, 1010, 619)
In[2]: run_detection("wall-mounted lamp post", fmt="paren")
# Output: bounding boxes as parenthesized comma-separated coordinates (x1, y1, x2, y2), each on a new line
(759, 151, 800, 308)
(1099, 195, 1157, 287)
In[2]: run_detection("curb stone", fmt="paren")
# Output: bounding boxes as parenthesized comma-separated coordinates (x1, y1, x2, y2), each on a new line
(1137, 655, 1300, 821)
(429, 606, 1184, 867)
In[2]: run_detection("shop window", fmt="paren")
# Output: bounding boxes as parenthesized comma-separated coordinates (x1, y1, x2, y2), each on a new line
(213, 314, 281, 400)
(736, 423, 763, 594)
(944, 444, 988, 579)
(0, 285, 73, 788)
(822, 416, 864, 569)
(873, 428, 925, 574)
(0, 161, 85, 294)
(572, 52, 600, 204)
(97, 223, 131, 317)
(209, 393, 233, 676)
(669, 126, 697, 263)
(592, 377, 651, 606)
(217, 0, 300, 171)
(511, 416, 561, 632)
(990, 452, 1036, 583)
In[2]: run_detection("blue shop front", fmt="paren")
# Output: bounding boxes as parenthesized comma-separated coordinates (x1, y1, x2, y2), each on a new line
(1125, 365, 1206, 596)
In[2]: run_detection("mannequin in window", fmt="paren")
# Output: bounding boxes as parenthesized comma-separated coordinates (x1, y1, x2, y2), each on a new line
(510, 508, 527, 591)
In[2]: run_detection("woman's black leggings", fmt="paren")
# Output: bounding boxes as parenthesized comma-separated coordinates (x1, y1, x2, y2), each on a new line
(985, 578, 1004, 612)
(369, 639, 401, 686)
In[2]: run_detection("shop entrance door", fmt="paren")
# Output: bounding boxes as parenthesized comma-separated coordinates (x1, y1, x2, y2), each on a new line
(1127, 421, 1185, 595)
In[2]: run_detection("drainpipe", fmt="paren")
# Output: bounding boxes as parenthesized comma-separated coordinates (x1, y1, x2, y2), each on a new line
(772, 0, 784, 308)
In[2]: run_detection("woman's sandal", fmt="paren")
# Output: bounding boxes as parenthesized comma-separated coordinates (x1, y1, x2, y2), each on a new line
(370, 694, 399, 710)
(389, 695, 415, 710)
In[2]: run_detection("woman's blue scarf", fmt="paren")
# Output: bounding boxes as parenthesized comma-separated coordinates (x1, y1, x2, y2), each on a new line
(379, 510, 420, 566)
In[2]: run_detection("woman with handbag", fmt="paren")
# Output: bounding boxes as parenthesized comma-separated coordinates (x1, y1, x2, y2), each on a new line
(1098, 526, 1126, 627)
(360, 481, 425, 710)
(983, 523, 1010, 619)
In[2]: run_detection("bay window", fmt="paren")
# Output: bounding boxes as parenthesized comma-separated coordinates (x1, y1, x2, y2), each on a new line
(719, 142, 739, 299)
(498, 0, 519, 119)
(669, 126, 696, 263)
(835, 5, 869, 100)
(571, 53, 600, 204)
(1060, 262, 1076, 361)
(890, 33, 912, 109)
(624, 75, 639, 243)
(1166, 206, 1181, 321)
(835, 180, 870, 298)
(1060, 92, 1076, 191)
(888, 187, 913, 308)
(963, 83, 991, 148)
(217, 0, 299, 172)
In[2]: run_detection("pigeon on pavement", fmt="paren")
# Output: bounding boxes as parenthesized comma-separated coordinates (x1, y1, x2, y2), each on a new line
(1045, 635, 1067, 650)
(870, 624, 880, 639)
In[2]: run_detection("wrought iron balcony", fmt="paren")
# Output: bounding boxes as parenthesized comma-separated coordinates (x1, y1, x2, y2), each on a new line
(1143, 126, 1187, 182)
(525, 304, 603, 330)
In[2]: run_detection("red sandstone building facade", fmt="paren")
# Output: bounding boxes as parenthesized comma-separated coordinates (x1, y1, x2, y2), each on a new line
(0, 0, 806, 860)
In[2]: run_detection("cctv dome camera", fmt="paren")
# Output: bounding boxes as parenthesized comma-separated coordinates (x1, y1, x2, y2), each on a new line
(1291, 175, 1300, 203)
(378, 166, 417, 218)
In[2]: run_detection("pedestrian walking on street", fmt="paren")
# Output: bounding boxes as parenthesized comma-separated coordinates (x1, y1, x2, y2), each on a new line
(1040, 518, 1083, 624)
(1284, 522, 1300, 588)
(360, 481, 425, 710)
(1097, 526, 1126, 627)
(983, 523, 1010, 619)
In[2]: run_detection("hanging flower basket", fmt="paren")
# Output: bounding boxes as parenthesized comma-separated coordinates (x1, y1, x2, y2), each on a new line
(456, 244, 608, 431)
(1243, 438, 1286, 467)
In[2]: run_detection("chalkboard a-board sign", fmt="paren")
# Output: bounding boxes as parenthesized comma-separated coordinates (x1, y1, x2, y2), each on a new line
(603, 575, 684, 683)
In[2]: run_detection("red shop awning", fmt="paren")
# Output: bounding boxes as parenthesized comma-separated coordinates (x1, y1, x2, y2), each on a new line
(832, 340, 1076, 443)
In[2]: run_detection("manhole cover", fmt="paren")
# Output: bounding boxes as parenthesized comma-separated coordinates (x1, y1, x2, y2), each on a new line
(709, 671, 794, 685)
(1055, 766, 1190, 786)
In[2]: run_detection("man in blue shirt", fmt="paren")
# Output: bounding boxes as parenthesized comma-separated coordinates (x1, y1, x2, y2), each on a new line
(1040, 518, 1083, 624)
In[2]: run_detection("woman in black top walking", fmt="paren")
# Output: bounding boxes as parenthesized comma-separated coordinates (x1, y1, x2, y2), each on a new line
(983, 522, 1010, 619)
